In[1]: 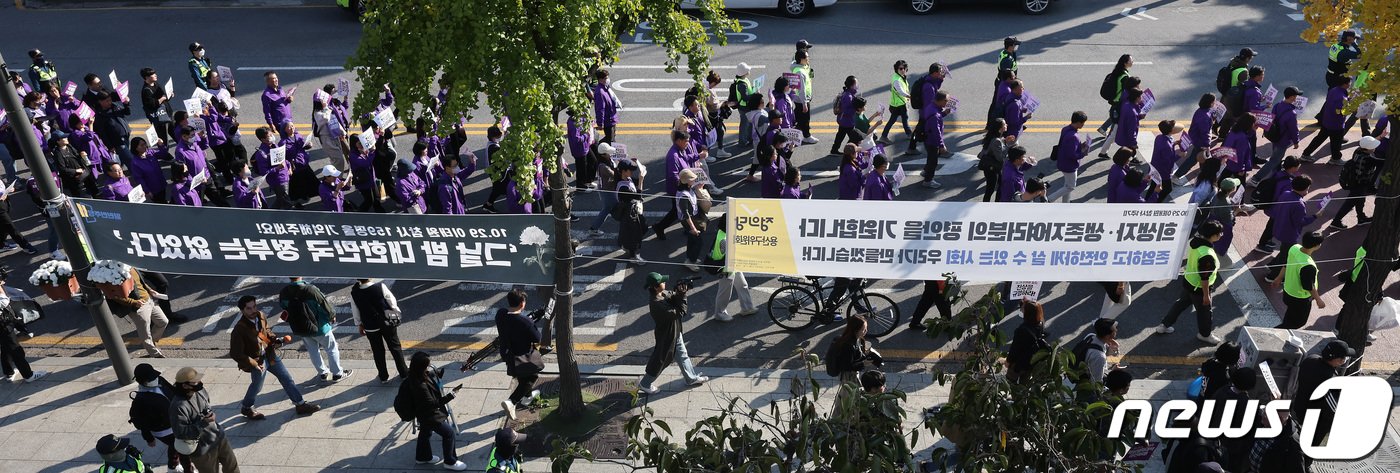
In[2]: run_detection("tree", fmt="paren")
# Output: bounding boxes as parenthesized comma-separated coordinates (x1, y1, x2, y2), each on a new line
(347, 1, 737, 417)
(1300, 0, 1399, 372)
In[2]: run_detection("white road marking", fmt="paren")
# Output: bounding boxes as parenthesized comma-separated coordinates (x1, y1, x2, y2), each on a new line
(1019, 62, 1154, 66)
(613, 78, 731, 93)
(202, 305, 237, 333)
(1279, 1, 1297, 9)
(441, 305, 621, 336)
(455, 263, 629, 292)
(235, 66, 345, 71)
(634, 20, 757, 43)
(1120, 7, 1158, 21)
(1287, 13, 1304, 21)
(270, 305, 359, 334)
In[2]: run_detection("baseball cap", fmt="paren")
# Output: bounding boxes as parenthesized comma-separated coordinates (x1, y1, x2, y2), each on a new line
(795, 39, 812, 50)
(1320, 340, 1356, 360)
(678, 169, 698, 185)
(316, 165, 342, 179)
(134, 363, 161, 384)
(736, 62, 751, 76)
(1359, 136, 1381, 151)
(1004, 36, 1022, 47)
(189, 42, 203, 52)
(1239, 47, 1259, 58)
(615, 159, 636, 171)
(174, 367, 202, 384)
(28, 49, 43, 59)
(1341, 29, 1358, 39)
(644, 272, 668, 289)
(596, 142, 616, 156)
(96, 434, 130, 455)
(1218, 178, 1240, 193)
(1284, 86, 1302, 98)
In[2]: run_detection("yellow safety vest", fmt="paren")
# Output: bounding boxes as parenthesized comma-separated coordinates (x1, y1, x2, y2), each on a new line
(890, 72, 908, 107)
(30, 64, 57, 83)
(98, 455, 146, 473)
(733, 77, 751, 108)
(486, 447, 521, 473)
(998, 50, 1017, 72)
(790, 63, 812, 100)
(1328, 43, 1345, 62)
(1283, 245, 1317, 299)
(1183, 245, 1217, 290)
(189, 57, 211, 82)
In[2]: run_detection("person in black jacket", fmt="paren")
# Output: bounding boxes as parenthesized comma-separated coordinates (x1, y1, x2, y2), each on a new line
(825, 314, 880, 385)
(350, 279, 407, 383)
(1199, 341, 1241, 399)
(139, 68, 174, 145)
(1291, 339, 1352, 461)
(1, 271, 46, 383)
(1006, 300, 1050, 382)
(128, 363, 194, 472)
(93, 91, 132, 159)
(47, 131, 90, 197)
(0, 180, 38, 255)
(639, 273, 708, 394)
(405, 352, 468, 471)
(494, 289, 541, 417)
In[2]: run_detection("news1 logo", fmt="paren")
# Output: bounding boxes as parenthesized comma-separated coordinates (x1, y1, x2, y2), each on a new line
(1108, 377, 1393, 460)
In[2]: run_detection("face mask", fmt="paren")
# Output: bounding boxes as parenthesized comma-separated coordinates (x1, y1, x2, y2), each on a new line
(241, 171, 252, 179)
(184, 382, 203, 392)
(602, 79, 610, 87)
(144, 380, 160, 388)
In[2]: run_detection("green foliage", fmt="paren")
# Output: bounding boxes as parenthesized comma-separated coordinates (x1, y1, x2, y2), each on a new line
(347, 0, 737, 201)
(920, 289, 1142, 472)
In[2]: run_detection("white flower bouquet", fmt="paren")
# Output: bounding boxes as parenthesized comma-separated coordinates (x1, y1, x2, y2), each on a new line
(29, 260, 73, 286)
(88, 260, 133, 285)
(519, 226, 551, 274)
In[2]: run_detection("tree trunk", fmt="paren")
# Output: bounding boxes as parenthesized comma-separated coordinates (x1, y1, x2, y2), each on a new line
(1336, 139, 1400, 374)
(549, 146, 586, 417)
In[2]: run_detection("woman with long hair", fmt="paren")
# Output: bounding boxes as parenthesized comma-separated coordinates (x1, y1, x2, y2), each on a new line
(825, 315, 878, 384)
(978, 118, 1011, 202)
(1095, 54, 1134, 140)
(1006, 300, 1050, 381)
(404, 352, 468, 470)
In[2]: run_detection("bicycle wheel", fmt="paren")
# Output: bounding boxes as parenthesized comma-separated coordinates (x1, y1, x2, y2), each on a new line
(767, 285, 822, 331)
(847, 292, 901, 337)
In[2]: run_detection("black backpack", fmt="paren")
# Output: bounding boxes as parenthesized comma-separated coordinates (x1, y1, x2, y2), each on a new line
(280, 286, 321, 335)
(1215, 66, 1235, 95)
(393, 380, 415, 422)
(1250, 173, 1283, 209)
(1338, 157, 1362, 190)
(909, 75, 928, 110)
(1099, 72, 1120, 102)
(1069, 334, 1103, 383)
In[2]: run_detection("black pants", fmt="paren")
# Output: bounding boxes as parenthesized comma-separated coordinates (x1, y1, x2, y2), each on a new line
(1343, 113, 1371, 137)
(910, 280, 952, 325)
(1161, 277, 1213, 337)
(212, 142, 238, 184)
(825, 278, 862, 308)
(0, 331, 32, 379)
(147, 117, 175, 145)
(0, 213, 35, 250)
(155, 433, 195, 472)
(652, 207, 679, 238)
(982, 166, 1000, 202)
(483, 179, 508, 210)
(509, 373, 538, 404)
(366, 326, 408, 381)
(830, 126, 856, 154)
(601, 125, 616, 144)
(1277, 295, 1313, 329)
(415, 418, 458, 464)
(1265, 246, 1292, 281)
(795, 104, 811, 138)
(355, 183, 387, 213)
(882, 105, 911, 140)
(923, 146, 943, 181)
(574, 151, 597, 186)
(1302, 127, 1344, 162)
(1257, 216, 1276, 248)
(1332, 190, 1370, 223)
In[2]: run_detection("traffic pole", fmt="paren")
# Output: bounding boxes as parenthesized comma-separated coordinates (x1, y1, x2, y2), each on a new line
(0, 52, 135, 385)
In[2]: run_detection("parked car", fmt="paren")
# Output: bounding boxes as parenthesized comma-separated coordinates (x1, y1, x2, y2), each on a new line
(682, 0, 839, 18)
(908, 0, 1054, 15)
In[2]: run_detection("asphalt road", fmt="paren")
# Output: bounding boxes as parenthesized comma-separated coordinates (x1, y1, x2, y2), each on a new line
(2, 0, 1374, 378)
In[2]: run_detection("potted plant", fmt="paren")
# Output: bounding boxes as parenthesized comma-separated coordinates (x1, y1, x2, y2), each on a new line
(29, 260, 77, 301)
(89, 260, 135, 299)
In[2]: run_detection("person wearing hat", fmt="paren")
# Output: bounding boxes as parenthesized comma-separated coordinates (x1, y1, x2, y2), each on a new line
(1257, 86, 1303, 181)
(1207, 178, 1242, 256)
(730, 63, 755, 147)
(312, 87, 349, 172)
(230, 294, 322, 420)
(128, 363, 194, 473)
(188, 43, 213, 90)
(613, 158, 647, 265)
(1271, 231, 1326, 329)
(1291, 339, 1355, 446)
(395, 152, 428, 213)
(1149, 120, 1185, 201)
(26, 49, 59, 92)
(652, 130, 697, 240)
(790, 49, 816, 143)
(588, 141, 620, 235)
(996, 37, 1021, 85)
(1156, 220, 1225, 344)
(486, 427, 527, 473)
(95, 434, 152, 473)
(0, 269, 46, 383)
(675, 168, 709, 271)
(1330, 135, 1384, 230)
(639, 272, 707, 394)
(170, 367, 239, 472)
(1326, 30, 1360, 88)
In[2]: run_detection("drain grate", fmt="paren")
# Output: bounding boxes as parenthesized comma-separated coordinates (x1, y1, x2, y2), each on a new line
(1313, 426, 1400, 472)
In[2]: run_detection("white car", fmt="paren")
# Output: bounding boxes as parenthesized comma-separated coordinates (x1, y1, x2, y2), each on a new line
(682, 0, 838, 18)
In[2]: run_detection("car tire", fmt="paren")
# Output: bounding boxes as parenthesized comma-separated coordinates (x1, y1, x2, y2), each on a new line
(780, 0, 812, 18)
(1021, 0, 1050, 15)
(909, 0, 937, 15)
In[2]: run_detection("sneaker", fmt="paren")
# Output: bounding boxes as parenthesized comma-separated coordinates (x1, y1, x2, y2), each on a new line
(22, 247, 37, 255)
(149, 350, 166, 359)
(1329, 221, 1348, 230)
(921, 179, 942, 189)
(716, 312, 734, 322)
(909, 321, 926, 331)
(684, 261, 700, 272)
(25, 371, 48, 383)
(379, 377, 391, 384)
(585, 182, 598, 189)
(1, 243, 17, 251)
(712, 150, 730, 159)
(416, 456, 443, 466)
(631, 254, 647, 266)
(332, 369, 354, 382)
(1358, 215, 1372, 225)
(241, 407, 267, 420)
(50, 250, 67, 261)
(320, 373, 332, 382)
(1251, 243, 1276, 254)
(523, 389, 542, 406)
(1197, 333, 1224, 344)
(1098, 152, 1111, 159)
(639, 383, 661, 395)
(708, 186, 725, 196)
(737, 307, 759, 316)
(1, 373, 15, 383)
(539, 344, 554, 355)
(687, 375, 710, 386)
(705, 156, 716, 164)
(1096, 127, 1109, 137)
(295, 403, 322, 416)
(744, 174, 761, 183)
(1327, 158, 1344, 166)
(588, 229, 605, 237)
(501, 400, 517, 420)
(442, 461, 469, 471)
(482, 204, 499, 214)
(1367, 333, 1377, 342)
(802, 136, 819, 144)
(1154, 325, 1175, 335)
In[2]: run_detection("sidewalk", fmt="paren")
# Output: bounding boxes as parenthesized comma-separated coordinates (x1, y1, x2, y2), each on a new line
(1, 356, 1394, 472)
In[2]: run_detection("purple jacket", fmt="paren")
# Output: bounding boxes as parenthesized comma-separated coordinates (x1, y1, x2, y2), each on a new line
(773, 93, 796, 128)
(1222, 131, 1251, 175)
(1242, 80, 1266, 113)
(1188, 107, 1212, 150)
(992, 81, 1012, 114)
(1111, 181, 1148, 204)
(505, 179, 536, 214)
(70, 129, 113, 176)
(1270, 190, 1315, 245)
(1115, 100, 1144, 148)
(1107, 164, 1128, 202)
(863, 172, 893, 201)
(1055, 125, 1088, 173)
(252, 142, 290, 186)
(998, 162, 1031, 202)
(1269, 101, 1299, 146)
(921, 78, 941, 116)
(684, 109, 710, 150)
(761, 157, 785, 199)
(566, 117, 591, 159)
(232, 177, 264, 209)
(319, 178, 346, 212)
(281, 132, 311, 169)
(592, 83, 619, 127)
(261, 86, 293, 128)
(170, 178, 202, 207)
(97, 175, 134, 201)
(1321, 85, 1348, 131)
(46, 97, 81, 134)
(395, 171, 427, 212)
(1004, 94, 1026, 139)
(347, 149, 376, 190)
(836, 88, 859, 128)
(664, 144, 698, 195)
(779, 184, 803, 199)
(1150, 134, 1176, 182)
(129, 148, 169, 196)
(174, 134, 211, 181)
(202, 112, 232, 147)
(838, 161, 863, 200)
(925, 106, 946, 149)
(435, 175, 467, 214)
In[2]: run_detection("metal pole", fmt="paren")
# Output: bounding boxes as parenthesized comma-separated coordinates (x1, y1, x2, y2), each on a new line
(0, 52, 134, 385)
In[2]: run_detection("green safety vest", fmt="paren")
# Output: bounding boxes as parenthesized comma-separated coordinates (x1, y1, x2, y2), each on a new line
(790, 63, 812, 100)
(1351, 246, 1367, 281)
(1284, 245, 1317, 299)
(998, 50, 1017, 72)
(1230, 67, 1248, 87)
(30, 64, 57, 83)
(189, 57, 211, 82)
(710, 228, 726, 261)
(98, 455, 146, 473)
(1328, 43, 1345, 62)
(1183, 245, 1217, 290)
(733, 77, 751, 108)
(486, 447, 522, 473)
(890, 72, 908, 107)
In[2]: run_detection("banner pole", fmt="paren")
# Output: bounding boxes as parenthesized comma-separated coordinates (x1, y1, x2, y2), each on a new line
(0, 53, 135, 385)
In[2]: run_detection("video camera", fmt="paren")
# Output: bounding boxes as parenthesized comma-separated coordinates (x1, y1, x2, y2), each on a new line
(675, 275, 702, 291)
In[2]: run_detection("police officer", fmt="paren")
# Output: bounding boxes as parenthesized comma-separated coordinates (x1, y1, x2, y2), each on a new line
(188, 43, 213, 90)
(1271, 232, 1325, 329)
(26, 49, 59, 91)
(485, 427, 526, 473)
(1155, 221, 1224, 344)
(95, 434, 153, 473)
(729, 63, 754, 147)
(996, 37, 1020, 85)
(1325, 30, 1360, 88)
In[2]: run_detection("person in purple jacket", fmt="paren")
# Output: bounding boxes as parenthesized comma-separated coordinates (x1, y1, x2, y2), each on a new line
(830, 76, 860, 155)
(96, 162, 135, 201)
(316, 165, 349, 212)
(1239, 66, 1267, 162)
(592, 69, 619, 143)
(1255, 87, 1302, 184)
(231, 162, 265, 210)
(1003, 80, 1030, 141)
(997, 146, 1035, 202)
(1112, 168, 1153, 204)
(1149, 120, 1184, 202)
(760, 141, 788, 199)
(1105, 149, 1135, 203)
(652, 131, 698, 239)
(779, 167, 810, 199)
(566, 112, 595, 189)
(1115, 88, 1146, 156)
(771, 77, 797, 130)
(393, 159, 427, 214)
(1173, 94, 1218, 183)
(837, 144, 864, 200)
(1252, 157, 1302, 254)
(1264, 175, 1321, 281)
(863, 155, 894, 201)
(168, 162, 202, 207)
(434, 155, 471, 215)
(251, 127, 292, 209)
(911, 63, 947, 156)
(346, 135, 385, 213)
(128, 137, 168, 203)
(203, 100, 237, 185)
(1300, 79, 1349, 165)
(920, 92, 952, 189)
(1220, 114, 1255, 180)
(1047, 111, 1090, 203)
(260, 71, 294, 138)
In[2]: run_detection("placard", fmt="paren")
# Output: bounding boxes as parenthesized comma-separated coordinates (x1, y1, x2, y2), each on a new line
(313, 89, 330, 104)
(215, 88, 237, 110)
(191, 87, 213, 104)
(1210, 147, 1237, 161)
(144, 125, 159, 146)
(946, 96, 959, 114)
(64, 81, 77, 97)
(76, 102, 95, 122)
(183, 98, 204, 114)
(128, 184, 146, 203)
(1021, 92, 1040, 116)
(356, 130, 375, 150)
(1139, 89, 1156, 114)
(108, 70, 120, 90)
(781, 72, 803, 92)
(1208, 101, 1227, 122)
(163, 78, 174, 98)
(336, 78, 350, 101)
(115, 81, 129, 103)
(1177, 133, 1192, 153)
(269, 145, 287, 167)
(373, 107, 397, 130)
(190, 169, 208, 188)
(1293, 96, 1308, 111)
(1258, 361, 1282, 399)
(1009, 281, 1042, 301)
(1251, 111, 1274, 129)
(185, 117, 205, 134)
(778, 128, 804, 146)
(1262, 84, 1278, 105)
(216, 66, 234, 85)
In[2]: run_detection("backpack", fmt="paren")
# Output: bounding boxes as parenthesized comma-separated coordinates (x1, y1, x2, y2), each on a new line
(393, 380, 415, 422)
(1263, 116, 1281, 142)
(1099, 72, 1120, 102)
(1251, 173, 1283, 209)
(909, 75, 928, 110)
(281, 286, 322, 335)
(1215, 66, 1234, 95)
(1069, 334, 1103, 383)
(1339, 157, 1364, 190)
(832, 92, 843, 117)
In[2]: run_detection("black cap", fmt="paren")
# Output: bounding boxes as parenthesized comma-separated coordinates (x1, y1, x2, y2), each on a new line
(96, 434, 130, 455)
(1239, 47, 1258, 58)
(28, 49, 42, 58)
(495, 427, 527, 446)
(134, 363, 160, 384)
(1284, 86, 1302, 98)
(189, 42, 203, 52)
(795, 39, 812, 50)
(1004, 36, 1021, 47)
(1341, 29, 1357, 39)
(1321, 340, 1356, 360)
(615, 159, 636, 171)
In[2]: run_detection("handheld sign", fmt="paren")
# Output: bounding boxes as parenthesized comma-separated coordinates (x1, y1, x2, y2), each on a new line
(128, 184, 147, 203)
(1139, 89, 1157, 114)
(1210, 146, 1237, 161)
(1318, 192, 1333, 211)
(64, 81, 78, 97)
(752, 74, 766, 93)
(191, 87, 213, 104)
(285, 86, 298, 98)
(116, 81, 130, 103)
(946, 96, 960, 114)
(612, 143, 628, 160)
(1356, 100, 1377, 120)
(216, 66, 234, 85)
(357, 130, 376, 150)
(269, 145, 287, 167)
(1257, 361, 1282, 399)
(215, 88, 236, 109)
(190, 169, 208, 188)
(336, 78, 350, 101)
(373, 107, 396, 130)
(1293, 96, 1308, 111)
(76, 102, 95, 122)
(144, 125, 159, 146)
(163, 78, 174, 98)
(892, 163, 906, 185)
(183, 98, 204, 114)
(500, 116, 512, 134)
(185, 116, 206, 134)
(1262, 84, 1278, 105)
(781, 72, 803, 92)
(778, 128, 804, 145)
(1177, 133, 1192, 153)
(1009, 281, 1042, 301)
(1208, 101, 1227, 122)
(1022, 92, 1041, 116)
(108, 70, 120, 90)
(1251, 111, 1274, 129)
(313, 89, 330, 105)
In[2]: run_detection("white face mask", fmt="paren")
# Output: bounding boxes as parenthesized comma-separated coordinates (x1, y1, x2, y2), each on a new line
(144, 380, 160, 388)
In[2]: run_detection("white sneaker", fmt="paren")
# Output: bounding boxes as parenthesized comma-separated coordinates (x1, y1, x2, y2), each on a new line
(1, 373, 16, 383)
(526, 389, 542, 405)
(921, 179, 942, 189)
(416, 455, 443, 465)
(50, 250, 67, 261)
(25, 371, 48, 383)
(588, 229, 605, 237)
(501, 400, 517, 420)
(1240, 204, 1257, 213)
(802, 136, 819, 144)
(443, 461, 468, 471)
(688, 375, 710, 386)
(1197, 333, 1223, 344)
(1173, 176, 1189, 186)
(1154, 325, 1174, 335)
(631, 254, 647, 265)
(717, 312, 734, 322)
(639, 383, 661, 395)
(707, 186, 725, 196)
(167, 467, 185, 473)
(1367, 333, 1377, 342)
(712, 150, 730, 159)
(685, 262, 700, 272)
(737, 307, 759, 316)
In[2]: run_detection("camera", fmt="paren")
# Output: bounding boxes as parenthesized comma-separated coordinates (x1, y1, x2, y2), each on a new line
(867, 348, 884, 368)
(675, 275, 702, 291)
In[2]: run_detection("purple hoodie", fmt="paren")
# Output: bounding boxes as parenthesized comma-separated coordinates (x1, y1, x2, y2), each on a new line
(395, 170, 427, 212)
(1107, 163, 1127, 200)
(347, 148, 376, 190)
(665, 144, 698, 195)
(998, 161, 1032, 202)
(170, 177, 202, 207)
(592, 83, 619, 127)
(1111, 180, 1148, 204)
(1150, 134, 1176, 183)
(1055, 125, 1089, 173)
(1004, 93, 1026, 139)
(261, 86, 292, 128)
(1269, 101, 1299, 146)
(319, 178, 346, 212)
(1188, 107, 1212, 150)
(97, 175, 134, 201)
(128, 148, 169, 196)
(1222, 131, 1251, 175)
(1242, 80, 1266, 113)
(1320, 85, 1348, 131)
(233, 177, 264, 209)
(773, 92, 796, 128)
(863, 172, 893, 201)
(838, 161, 863, 200)
(252, 141, 290, 186)
(1270, 189, 1315, 246)
(761, 157, 785, 199)
(174, 133, 210, 182)
(925, 105, 946, 149)
(836, 87, 859, 128)
(1115, 100, 1144, 148)
(567, 116, 591, 159)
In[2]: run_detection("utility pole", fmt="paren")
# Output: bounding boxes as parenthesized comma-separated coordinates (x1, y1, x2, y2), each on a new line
(0, 52, 135, 385)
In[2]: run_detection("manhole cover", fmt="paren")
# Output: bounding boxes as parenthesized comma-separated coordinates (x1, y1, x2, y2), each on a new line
(1313, 426, 1400, 472)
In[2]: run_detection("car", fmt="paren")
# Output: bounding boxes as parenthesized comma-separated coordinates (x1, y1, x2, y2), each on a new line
(682, 0, 839, 18)
(908, 0, 1055, 16)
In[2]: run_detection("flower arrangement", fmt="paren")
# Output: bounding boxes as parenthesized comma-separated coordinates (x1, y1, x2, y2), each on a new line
(518, 226, 551, 274)
(29, 260, 73, 286)
(88, 260, 133, 285)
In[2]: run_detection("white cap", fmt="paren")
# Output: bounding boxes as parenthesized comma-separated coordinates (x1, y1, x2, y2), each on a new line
(1359, 136, 1381, 151)
(596, 142, 616, 156)
(736, 63, 751, 76)
(316, 165, 342, 178)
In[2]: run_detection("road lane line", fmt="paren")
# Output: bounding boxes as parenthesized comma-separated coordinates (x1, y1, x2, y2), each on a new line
(1019, 62, 1154, 66)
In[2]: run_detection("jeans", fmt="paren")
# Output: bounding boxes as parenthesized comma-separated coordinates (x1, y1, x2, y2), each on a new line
(1161, 277, 1213, 337)
(738, 110, 752, 146)
(590, 188, 618, 231)
(1255, 143, 1288, 181)
(1174, 145, 1203, 179)
(882, 104, 912, 140)
(1277, 295, 1313, 329)
(366, 326, 409, 381)
(241, 353, 304, 409)
(1047, 169, 1078, 202)
(416, 418, 458, 464)
(301, 332, 345, 377)
(640, 332, 700, 385)
(711, 271, 754, 319)
(0, 144, 16, 181)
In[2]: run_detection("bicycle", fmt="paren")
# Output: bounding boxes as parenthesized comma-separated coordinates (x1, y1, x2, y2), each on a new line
(767, 277, 901, 337)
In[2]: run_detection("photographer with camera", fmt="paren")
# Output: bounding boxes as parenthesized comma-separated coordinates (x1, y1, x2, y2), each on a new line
(495, 289, 543, 420)
(0, 267, 46, 383)
(229, 295, 321, 420)
(170, 367, 238, 473)
(638, 272, 708, 394)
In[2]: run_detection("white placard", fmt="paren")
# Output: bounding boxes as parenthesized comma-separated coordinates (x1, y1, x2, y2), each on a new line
(190, 169, 208, 188)
(1262, 84, 1278, 105)
(778, 128, 804, 146)
(1009, 281, 1042, 301)
(1258, 361, 1282, 399)
(108, 70, 120, 90)
(185, 117, 206, 134)
(127, 184, 146, 203)
(76, 102, 95, 122)
(216, 66, 234, 85)
(144, 126, 159, 146)
(64, 81, 77, 96)
(163, 78, 174, 98)
(1208, 101, 1227, 122)
(373, 108, 397, 130)
(215, 88, 236, 109)
(314, 89, 330, 104)
(269, 145, 287, 167)
(1356, 100, 1377, 120)
(336, 78, 350, 101)
(357, 131, 376, 150)
(191, 87, 213, 104)
(183, 98, 203, 114)
(1022, 92, 1041, 116)
(1293, 96, 1308, 111)
(252, 175, 266, 190)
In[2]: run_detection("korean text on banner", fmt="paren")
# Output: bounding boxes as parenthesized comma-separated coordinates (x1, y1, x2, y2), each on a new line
(726, 199, 1195, 281)
(70, 199, 556, 285)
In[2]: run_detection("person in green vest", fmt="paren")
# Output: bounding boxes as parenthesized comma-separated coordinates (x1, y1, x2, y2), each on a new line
(996, 36, 1020, 86)
(880, 60, 912, 145)
(95, 434, 152, 473)
(188, 42, 213, 90)
(1155, 220, 1225, 344)
(790, 47, 816, 143)
(1272, 232, 1326, 329)
(706, 215, 755, 322)
(1325, 30, 1360, 88)
(26, 49, 59, 91)
(485, 427, 525, 473)
(729, 63, 754, 147)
